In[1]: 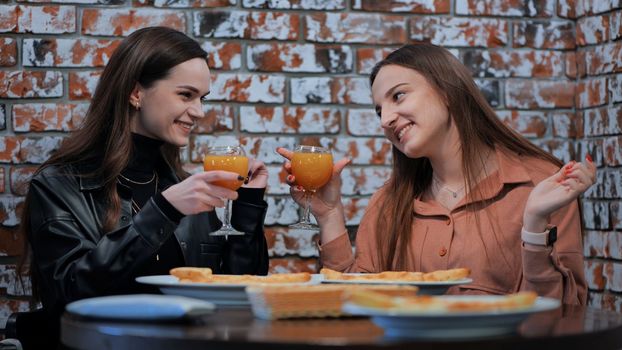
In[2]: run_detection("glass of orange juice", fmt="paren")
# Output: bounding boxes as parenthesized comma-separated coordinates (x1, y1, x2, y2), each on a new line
(290, 145, 333, 230)
(203, 145, 248, 237)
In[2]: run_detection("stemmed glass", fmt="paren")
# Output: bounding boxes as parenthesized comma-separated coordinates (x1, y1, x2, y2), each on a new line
(289, 145, 333, 230)
(203, 145, 248, 237)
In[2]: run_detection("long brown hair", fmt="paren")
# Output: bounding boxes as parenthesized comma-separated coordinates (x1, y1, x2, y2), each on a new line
(369, 44, 562, 270)
(19, 26, 208, 297)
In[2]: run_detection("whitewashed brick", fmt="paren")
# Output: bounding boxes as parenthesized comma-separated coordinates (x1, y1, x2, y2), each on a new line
(347, 109, 383, 136)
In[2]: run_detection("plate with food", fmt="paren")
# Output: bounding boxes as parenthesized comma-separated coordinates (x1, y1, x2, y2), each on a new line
(320, 268, 473, 295)
(136, 267, 320, 308)
(342, 290, 560, 339)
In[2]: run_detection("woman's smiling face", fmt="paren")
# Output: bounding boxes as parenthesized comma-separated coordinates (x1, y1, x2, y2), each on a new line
(371, 64, 454, 159)
(130, 57, 210, 147)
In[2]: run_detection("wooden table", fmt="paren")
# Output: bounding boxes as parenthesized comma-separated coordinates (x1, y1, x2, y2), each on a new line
(61, 304, 622, 350)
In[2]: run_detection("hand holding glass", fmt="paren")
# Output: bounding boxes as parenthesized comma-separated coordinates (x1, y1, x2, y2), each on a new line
(290, 145, 333, 230)
(203, 146, 248, 236)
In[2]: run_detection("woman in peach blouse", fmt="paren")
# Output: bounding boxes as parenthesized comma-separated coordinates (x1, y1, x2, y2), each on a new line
(278, 44, 596, 305)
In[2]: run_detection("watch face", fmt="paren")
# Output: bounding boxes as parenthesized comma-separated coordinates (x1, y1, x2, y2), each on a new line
(548, 226, 558, 245)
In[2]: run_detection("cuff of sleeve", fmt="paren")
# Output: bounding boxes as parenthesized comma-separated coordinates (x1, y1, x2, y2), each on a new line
(319, 231, 354, 271)
(153, 192, 185, 224)
(521, 244, 558, 282)
(237, 187, 266, 204)
(231, 199, 267, 234)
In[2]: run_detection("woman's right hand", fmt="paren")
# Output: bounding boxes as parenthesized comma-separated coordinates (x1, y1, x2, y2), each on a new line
(276, 147, 350, 222)
(161, 171, 243, 215)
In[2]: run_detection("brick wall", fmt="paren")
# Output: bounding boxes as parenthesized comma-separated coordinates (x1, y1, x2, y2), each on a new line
(0, 0, 620, 327)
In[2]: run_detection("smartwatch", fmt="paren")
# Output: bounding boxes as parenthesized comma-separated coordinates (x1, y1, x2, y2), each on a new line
(521, 226, 557, 246)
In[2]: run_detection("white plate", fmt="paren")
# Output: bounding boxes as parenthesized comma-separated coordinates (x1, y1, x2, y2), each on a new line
(321, 274, 473, 295)
(136, 274, 322, 308)
(66, 294, 215, 321)
(343, 295, 560, 339)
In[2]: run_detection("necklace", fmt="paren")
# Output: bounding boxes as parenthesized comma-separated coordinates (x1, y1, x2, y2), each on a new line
(432, 175, 465, 198)
(118, 171, 156, 185)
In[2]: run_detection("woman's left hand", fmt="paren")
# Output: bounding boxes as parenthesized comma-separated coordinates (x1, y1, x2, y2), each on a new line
(523, 156, 596, 232)
(243, 158, 268, 189)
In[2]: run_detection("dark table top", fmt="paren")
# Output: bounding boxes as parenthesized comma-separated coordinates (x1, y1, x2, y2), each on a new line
(61, 304, 622, 350)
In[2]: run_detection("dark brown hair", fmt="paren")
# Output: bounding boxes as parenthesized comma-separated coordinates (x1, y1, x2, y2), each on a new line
(19, 26, 208, 298)
(369, 44, 562, 270)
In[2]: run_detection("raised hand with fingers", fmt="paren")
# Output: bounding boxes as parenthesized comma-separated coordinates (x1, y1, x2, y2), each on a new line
(523, 155, 597, 233)
(243, 158, 268, 189)
(161, 170, 243, 215)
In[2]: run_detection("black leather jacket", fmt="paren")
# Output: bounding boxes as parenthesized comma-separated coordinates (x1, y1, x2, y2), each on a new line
(26, 160, 269, 316)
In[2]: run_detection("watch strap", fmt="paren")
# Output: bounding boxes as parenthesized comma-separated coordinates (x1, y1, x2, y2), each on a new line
(521, 226, 557, 246)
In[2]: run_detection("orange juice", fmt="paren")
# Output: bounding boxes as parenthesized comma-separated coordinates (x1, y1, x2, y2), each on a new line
(203, 155, 248, 190)
(291, 152, 333, 192)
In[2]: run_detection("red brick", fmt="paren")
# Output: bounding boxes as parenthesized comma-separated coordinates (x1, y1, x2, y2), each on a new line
(265, 165, 290, 195)
(583, 200, 611, 230)
(265, 227, 318, 257)
(565, 51, 587, 79)
(341, 167, 391, 195)
(82, 8, 185, 36)
(347, 109, 383, 136)
(291, 77, 371, 105)
(194, 11, 299, 40)
(605, 136, 622, 166)
(558, 0, 577, 18)
(0, 71, 63, 98)
(243, 0, 345, 9)
(462, 50, 564, 78)
(22, 38, 120, 67)
(612, 11, 622, 40)
(269, 257, 318, 274)
(551, 112, 580, 138)
(0, 136, 63, 164)
(305, 13, 406, 44)
(0, 5, 75, 34)
(513, 21, 575, 49)
(577, 14, 610, 46)
(0, 195, 25, 226)
(585, 259, 606, 290)
(609, 74, 622, 103)
(356, 48, 393, 74)
(0, 299, 31, 328)
(239, 106, 341, 134)
(134, 0, 234, 7)
(342, 197, 370, 225)
(0, 104, 5, 131)
(505, 80, 575, 109)
(581, 0, 622, 15)
(456, 0, 554, 17)
(0, 226, 23, 257)
(496, 111, 547, 138)
(537, 139, 575, 163)
(193, 104, 234, 133)
(410, 17, 508, 47)
(0, 265, 31, 296)
(585, 42, 622, 76)
(576, 78, 608, 108)
(604, 262, 622, 292)
(209, 73, 285, 103)
(0, 38, 17, 67)
(353, 0, 449, 13)
(265, 197, 299, 225)
(247, 43, 352, 73)
(584, 230, 606, 258)
(577, 139, 604, 167)
(69, 71, 101, 100)
(12, 103, 87, 132)
(9, 166, 37, 196)
(201, 42, 241, 70)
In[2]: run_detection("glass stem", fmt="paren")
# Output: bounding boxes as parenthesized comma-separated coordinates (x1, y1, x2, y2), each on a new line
(222, 199, 232, 229)
(302, 192, 312, 224)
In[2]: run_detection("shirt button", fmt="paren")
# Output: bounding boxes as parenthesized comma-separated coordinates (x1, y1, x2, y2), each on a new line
(121, 216, 128, 222)
(439, 247, 447, 256)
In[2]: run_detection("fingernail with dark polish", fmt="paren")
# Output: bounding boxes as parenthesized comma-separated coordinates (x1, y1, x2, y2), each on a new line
(237, 175, 244, 181)
(287, 175, 294, 182)
(586, 154, 593, 162)
(244, 178, 249, 184)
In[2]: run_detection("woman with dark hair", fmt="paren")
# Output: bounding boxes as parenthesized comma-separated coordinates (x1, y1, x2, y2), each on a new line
(278, 43, 595, 304)
(21, 26, 269, 345)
